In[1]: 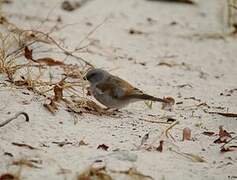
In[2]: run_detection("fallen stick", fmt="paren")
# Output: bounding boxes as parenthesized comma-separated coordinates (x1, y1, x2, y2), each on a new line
(139, 118, 172, 124)
(0, 112, 29, 128)
(12, 142, 37, 150)
(204, 110, 237, 117)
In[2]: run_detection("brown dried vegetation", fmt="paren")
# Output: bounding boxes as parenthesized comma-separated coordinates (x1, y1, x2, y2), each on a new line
(0, 15, 109, 117)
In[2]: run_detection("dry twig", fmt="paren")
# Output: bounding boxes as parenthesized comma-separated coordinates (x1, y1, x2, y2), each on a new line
(11, 142, 37, 150)
(0, 112, 29, 128)
(164, 120, 180, 138)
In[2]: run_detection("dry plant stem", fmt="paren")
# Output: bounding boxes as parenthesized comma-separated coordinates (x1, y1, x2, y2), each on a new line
(169, 148, 195, 161)
(139, 118, 172, 124)
(5, 29, 93, 67)
(204, 110, 237, 117)
(0, 112, 29, 127)
(74, 17, 109, 52)
(6, 39, 38, 59)
(146, 121, 179, 147)
(22, 30, 94, 67)
(170, 148, 206, 162)
(164, 120, 180, 138)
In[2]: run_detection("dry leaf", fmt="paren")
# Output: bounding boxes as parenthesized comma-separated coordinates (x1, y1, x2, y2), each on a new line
(97, 144, 109, 151)
(36, 57, 64, 66)
(24, 46, 33, 60)
(182, 127, 191, 141)
(53, 84, 63, 102)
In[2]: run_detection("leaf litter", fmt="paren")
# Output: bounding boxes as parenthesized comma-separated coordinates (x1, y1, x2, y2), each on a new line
(0, 15, 114, 117)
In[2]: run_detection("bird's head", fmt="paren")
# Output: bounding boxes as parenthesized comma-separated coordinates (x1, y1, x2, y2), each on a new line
(84, 68, 109, 84)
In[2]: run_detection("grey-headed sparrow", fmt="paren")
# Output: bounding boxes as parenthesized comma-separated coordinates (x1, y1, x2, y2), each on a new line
(84, 68, 167, 109)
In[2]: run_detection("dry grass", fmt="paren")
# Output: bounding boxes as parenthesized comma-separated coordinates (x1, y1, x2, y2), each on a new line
(0, 14, 108, 117)
(77, 165, 154, 180)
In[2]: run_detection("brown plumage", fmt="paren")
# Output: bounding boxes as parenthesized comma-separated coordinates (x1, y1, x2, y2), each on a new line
(84, 68, 167, 109)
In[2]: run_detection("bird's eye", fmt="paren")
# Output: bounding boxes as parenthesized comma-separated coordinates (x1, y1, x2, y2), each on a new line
(86, 72, 96, 80)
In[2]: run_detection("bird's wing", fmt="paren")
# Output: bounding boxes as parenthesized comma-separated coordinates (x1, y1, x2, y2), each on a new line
(95, 76, 142, 99)
(95, 76, 165, 102)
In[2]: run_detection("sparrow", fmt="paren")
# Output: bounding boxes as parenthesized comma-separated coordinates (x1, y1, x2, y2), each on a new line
(84, 68, 167, 109)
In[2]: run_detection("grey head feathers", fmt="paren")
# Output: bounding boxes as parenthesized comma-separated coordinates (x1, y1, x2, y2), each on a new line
(84, 68, 109, 84)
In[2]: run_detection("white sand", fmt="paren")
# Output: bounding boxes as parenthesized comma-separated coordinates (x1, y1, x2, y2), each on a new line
(0, 0, 237, 179)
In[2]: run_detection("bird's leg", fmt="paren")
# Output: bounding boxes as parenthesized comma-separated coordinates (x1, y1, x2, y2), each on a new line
(113, 109, 120, 112)
(104, 107, 121, 114)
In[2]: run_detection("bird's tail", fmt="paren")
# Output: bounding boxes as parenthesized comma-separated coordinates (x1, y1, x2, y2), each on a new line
(129, 93, 167, 103)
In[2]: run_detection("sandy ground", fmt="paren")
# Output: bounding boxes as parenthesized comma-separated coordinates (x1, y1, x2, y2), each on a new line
(0, 0, 237, 179)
